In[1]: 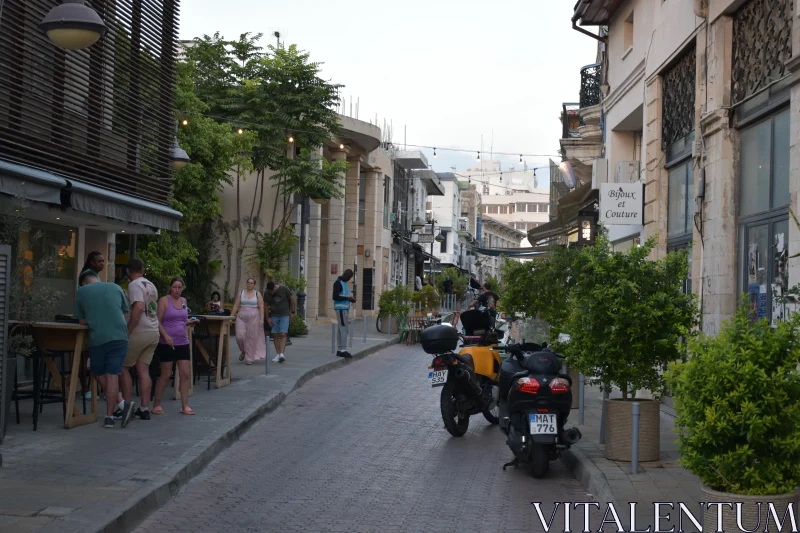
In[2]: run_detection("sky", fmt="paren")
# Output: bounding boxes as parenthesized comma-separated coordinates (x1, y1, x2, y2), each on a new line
(178, 0, 598, 190)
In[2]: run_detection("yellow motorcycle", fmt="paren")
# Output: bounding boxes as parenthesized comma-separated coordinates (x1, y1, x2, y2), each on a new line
(422, 309, 502, 437)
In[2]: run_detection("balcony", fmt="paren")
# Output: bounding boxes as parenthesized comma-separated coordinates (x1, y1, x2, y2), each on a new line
(580, 63, 602, 109)
(558, 62, 604, 188)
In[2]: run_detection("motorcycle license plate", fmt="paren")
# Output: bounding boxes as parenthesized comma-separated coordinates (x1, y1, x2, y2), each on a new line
(529, 413, 557, 435)
(429, 369, 447, 387)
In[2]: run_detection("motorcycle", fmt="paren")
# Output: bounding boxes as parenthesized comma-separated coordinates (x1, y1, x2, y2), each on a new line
(422, 308, 503, 437)
(499, 343, 582, 478)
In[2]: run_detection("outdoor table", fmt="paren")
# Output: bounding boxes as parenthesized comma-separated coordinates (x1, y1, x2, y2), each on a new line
(173, 324, 195, 400)
(9, 321, 96, 429)
(193, 315, 235, 388)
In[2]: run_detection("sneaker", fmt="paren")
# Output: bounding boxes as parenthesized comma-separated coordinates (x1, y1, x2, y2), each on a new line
(278, 353, 286, 362)
(135, 408, 150, 420)
(120, 400, 135, 428)
(336, 351, 344, 358)
(342, 351, 353, 359)
(272, 354, 281, 363)
(112, 407, 123, 419)
(103, 416, 115, 428)
(84, 391, 92, 400)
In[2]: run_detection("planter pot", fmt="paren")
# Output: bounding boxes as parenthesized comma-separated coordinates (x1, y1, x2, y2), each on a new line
(604, 398, 660, 462)
(569, 371, 580, 409)
(378, 316, 400, 334)
(701, 484, 798, 533)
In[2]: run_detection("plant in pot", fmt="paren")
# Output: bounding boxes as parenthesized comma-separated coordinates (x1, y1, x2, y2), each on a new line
(377, 285, 412, 334)
(566, 234, 698, 462)
(288, 314, 308, 337)
(411, 285, 441, 315)
(666, 302, 800, 532)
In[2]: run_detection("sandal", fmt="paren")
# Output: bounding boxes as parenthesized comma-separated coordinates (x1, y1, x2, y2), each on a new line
(239, 353, 245, 361)
(246, 361, 253, 365)
(152, 406, 164, 415)
(180, 407, 195, 415)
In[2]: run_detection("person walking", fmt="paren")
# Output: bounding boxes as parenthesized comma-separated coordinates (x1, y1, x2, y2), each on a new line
(152, 277, 198, 415)
(120, 258, 159, 421)
(264, 281, 296, 363)
(231, 278, 266, 365)
(332, 269, 356, 359)
(73, 270, 134, 429)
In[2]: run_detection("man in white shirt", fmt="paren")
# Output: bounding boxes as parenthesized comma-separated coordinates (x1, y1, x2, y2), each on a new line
(120, 258, 160, 421)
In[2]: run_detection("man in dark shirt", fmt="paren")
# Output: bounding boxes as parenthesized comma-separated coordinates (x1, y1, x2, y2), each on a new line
(471, 282, 500, 310)
(332, 269, 356, 358)
(264, 281, 296, 363)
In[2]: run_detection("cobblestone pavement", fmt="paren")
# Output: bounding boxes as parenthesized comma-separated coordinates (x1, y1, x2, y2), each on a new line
(133, 344, 593, 533)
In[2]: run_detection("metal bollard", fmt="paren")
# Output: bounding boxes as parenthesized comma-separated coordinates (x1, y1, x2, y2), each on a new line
(599, 387, 609, 444)
(349, 318, 354, 348)
(631, 401, 640, 474)
(363, 315, 367, 343)
(578, 373, 585, 425)
(331, 323, 336, 355)
(265, 335, 269, 374)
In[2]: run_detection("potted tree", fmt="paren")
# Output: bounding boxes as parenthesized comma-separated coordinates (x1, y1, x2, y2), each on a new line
(377, 285, 412, 334)
(666, 303, 800, 531)
(411, 284, 441, 316)
(566, 234, 698, 462)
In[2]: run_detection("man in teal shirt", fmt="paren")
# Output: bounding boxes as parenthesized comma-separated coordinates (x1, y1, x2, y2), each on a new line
(74, 270, 134, 429)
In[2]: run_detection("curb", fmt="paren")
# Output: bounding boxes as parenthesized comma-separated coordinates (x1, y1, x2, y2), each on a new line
(559, 446, 618, 508)
(83, 337, 397, 533)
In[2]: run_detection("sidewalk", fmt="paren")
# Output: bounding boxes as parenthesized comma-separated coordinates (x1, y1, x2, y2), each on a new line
(0, 320, 395, 533)
(560, 384, 703, 531)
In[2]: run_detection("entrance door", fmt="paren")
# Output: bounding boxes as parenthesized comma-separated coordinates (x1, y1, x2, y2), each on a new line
(742, 217, 788, 325)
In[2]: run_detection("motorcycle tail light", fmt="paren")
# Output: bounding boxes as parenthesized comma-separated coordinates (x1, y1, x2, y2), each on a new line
(431, 356, 447, 371)
(517, 377, 540, 394)
(549, 377, 570, 394)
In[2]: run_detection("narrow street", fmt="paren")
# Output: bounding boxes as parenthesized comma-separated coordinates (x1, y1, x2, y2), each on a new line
(133, 344, 591, 533)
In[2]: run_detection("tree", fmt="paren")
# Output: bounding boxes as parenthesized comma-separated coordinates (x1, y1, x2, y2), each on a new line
(565, 234, 699, 399)
(181, 33, 347, 297)
(137, 58, 253, 304)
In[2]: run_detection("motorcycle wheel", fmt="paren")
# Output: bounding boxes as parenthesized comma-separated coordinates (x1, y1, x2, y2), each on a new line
(440, 381, 469, 437)
(482, 404, 500, 425)
(529, 444, 550, 479)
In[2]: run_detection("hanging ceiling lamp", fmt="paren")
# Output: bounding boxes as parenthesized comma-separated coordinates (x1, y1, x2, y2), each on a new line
(40, 1, 108, 50)
(170, 121, 190, 170)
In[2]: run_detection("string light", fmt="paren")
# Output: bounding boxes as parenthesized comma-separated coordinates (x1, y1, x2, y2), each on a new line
(477, 151, 481, 160)
(289, 136, 294, 143)
(519, 154, 523, 163)
(238, 128, 243, 135)
(339, 143, 345, 149)
(433, 148, 437, 158)
(182, 119, 188, 126)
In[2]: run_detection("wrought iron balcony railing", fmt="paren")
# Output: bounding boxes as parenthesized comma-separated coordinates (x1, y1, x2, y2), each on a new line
(579, 62, 602, 109)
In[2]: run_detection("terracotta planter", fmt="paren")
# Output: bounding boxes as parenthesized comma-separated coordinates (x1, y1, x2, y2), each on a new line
(701, 484, 798, 533)
(604, 398, 660, 462)
(569, 371, 580, 409)
(378, 316, 400, 334)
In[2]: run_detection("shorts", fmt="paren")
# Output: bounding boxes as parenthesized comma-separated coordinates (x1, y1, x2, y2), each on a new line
(154, 343, 190, 363)
(123, 330, 159, 367)
(271, 315, 289, 334)
(88, 340, 128, 376)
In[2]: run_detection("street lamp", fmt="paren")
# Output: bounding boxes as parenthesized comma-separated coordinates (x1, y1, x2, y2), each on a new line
(170, 121, 190, 170)
(40, 1, 108, 50)
(431, 225, 445, 280)
(411, 217, 427, 231)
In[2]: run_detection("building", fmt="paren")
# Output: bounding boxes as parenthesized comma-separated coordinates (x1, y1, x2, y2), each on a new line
(428, 173, 469, 274)
(570, 0, 798, 334)
(479, 217, 527, 281)
(0, 0, 183, 427)
(481, 191, 551, 233)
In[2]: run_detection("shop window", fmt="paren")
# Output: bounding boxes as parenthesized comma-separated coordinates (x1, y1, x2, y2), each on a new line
(737, 106, 790, 325)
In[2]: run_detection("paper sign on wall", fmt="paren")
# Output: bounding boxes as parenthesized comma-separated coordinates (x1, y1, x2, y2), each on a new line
(599, 183, 644, 226)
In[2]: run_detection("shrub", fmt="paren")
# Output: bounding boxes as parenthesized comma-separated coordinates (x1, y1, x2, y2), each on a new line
(411, 284, 441, 312)
(665, 302, 800, 495)
(288, 314, 308, 336)
(377, 284, 413, 318)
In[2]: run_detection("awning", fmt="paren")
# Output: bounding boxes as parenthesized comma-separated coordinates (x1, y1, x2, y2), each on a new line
(0, 159, 67, 205)
(65, 179, 182, 232)
(527, 183, 598, 243)
(472, 246, 549, 258)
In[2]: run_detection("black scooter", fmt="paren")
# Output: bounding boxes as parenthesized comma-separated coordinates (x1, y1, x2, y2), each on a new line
(499, 343, 582, 478)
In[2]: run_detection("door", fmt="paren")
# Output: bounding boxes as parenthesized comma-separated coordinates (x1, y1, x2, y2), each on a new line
(742, 217, 788, 325)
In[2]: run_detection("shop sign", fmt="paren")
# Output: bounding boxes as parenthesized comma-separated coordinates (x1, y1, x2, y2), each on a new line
(599, 183, 644, 225)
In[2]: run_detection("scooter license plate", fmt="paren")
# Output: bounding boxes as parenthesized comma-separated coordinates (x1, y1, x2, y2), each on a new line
(428, 369, 447, 387)
(529, 413, 557, 435)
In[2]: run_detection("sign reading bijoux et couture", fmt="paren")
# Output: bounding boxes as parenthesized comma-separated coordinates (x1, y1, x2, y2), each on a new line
(599, 182, 644, 225)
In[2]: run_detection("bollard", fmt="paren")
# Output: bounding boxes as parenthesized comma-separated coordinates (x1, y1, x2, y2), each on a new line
(631, 401, 640, 474)
(599, 387, 609, 444)
(349, 318, 354, 348)
(363, 315, 367, 343)
(265, 335, 269, 374)
(578, 373, 585, 425)
(331, 322, 336, 355)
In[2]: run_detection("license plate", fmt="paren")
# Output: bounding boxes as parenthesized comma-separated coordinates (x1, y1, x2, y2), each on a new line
(529, 413, 557, 434)
(428, 369, 447, 387)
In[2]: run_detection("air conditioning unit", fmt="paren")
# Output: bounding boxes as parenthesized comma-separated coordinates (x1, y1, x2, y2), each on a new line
(614, 161, 641, 184)
(592, 158, 608, 188)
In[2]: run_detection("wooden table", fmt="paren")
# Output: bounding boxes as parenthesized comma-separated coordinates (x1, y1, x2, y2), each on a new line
(193, 316, 235, 389)
(9, 321, 96, 429)
(173, 325, 195, 400)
